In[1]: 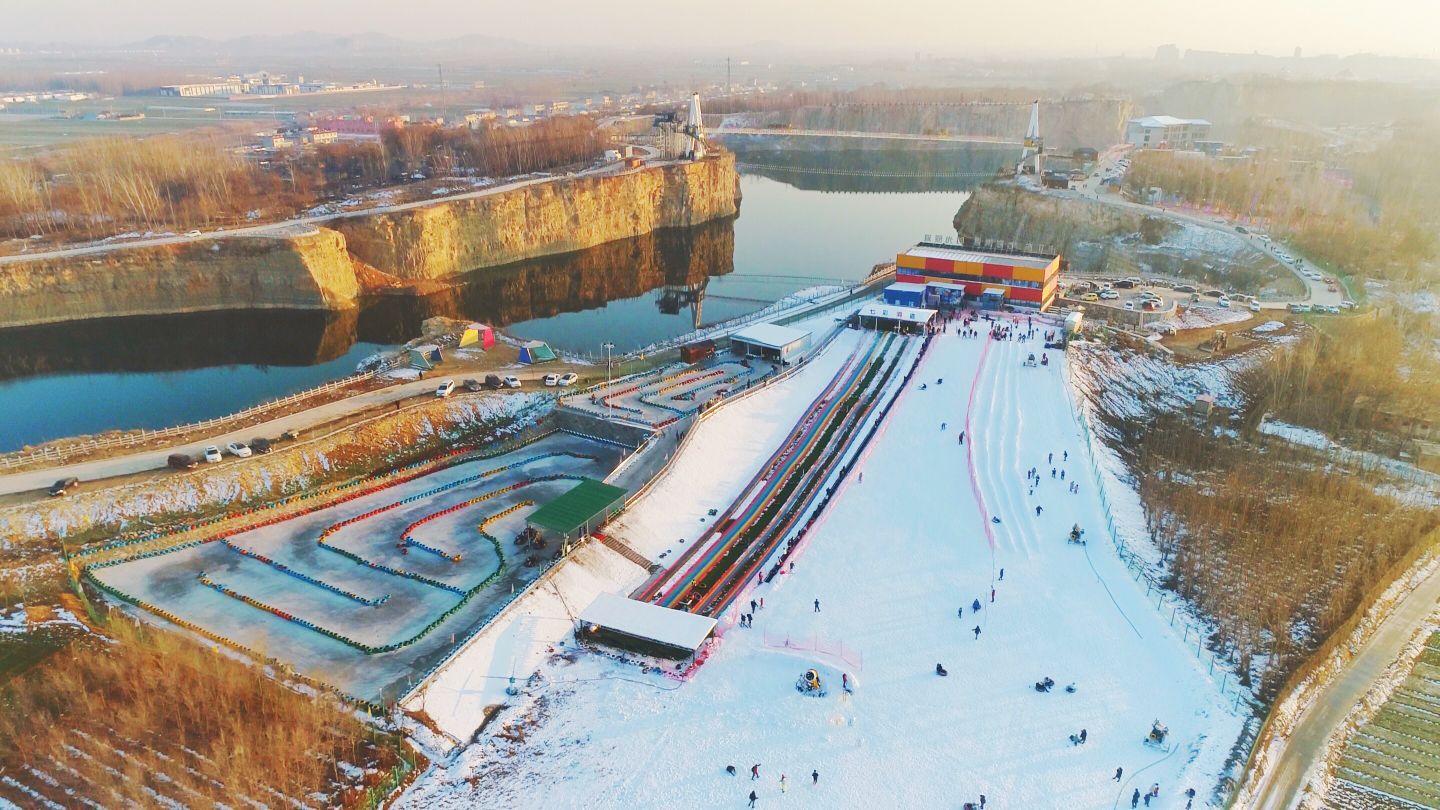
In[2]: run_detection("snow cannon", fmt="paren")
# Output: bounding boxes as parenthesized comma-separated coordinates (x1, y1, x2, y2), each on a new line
(795, 668, 826, 697)
(1145, 720, 1169, 749)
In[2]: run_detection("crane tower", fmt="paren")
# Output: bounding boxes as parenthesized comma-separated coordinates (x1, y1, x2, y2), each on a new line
(1017, 99, 1043, 175)
(682, 92, 708, 160)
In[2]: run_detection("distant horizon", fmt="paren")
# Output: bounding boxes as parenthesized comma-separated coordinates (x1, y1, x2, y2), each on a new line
(4, 0, 1438, 61)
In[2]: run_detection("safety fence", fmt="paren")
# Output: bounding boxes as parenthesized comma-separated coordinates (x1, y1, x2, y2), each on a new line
(1061, 356, 1251, 710)
(763, 633, 865, 672)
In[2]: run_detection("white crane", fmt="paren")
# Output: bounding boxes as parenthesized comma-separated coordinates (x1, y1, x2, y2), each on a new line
(1017, 99, 1043, 176)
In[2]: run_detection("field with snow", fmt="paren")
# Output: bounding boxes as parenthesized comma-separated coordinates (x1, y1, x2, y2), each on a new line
(400, 318, 1245, 808)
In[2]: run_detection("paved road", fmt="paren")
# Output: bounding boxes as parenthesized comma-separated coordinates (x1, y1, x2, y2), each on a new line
(0, 161, 651, 266)
(1059, 150, 1345, 310)
(1248, 562, 1440, 810)
(0, 373, 561, 496)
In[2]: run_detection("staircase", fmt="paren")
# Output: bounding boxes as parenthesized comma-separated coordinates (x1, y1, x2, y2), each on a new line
(594, 532, 658, 572)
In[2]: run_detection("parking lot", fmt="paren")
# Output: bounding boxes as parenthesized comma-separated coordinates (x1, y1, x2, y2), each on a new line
(1060, 276, 1259, 316)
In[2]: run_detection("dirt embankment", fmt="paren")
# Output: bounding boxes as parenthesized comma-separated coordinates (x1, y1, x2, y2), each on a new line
(953, 184, 1147, 268)
(0, 156, 740, 329)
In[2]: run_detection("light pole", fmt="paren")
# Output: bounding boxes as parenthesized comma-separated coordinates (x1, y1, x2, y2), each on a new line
(603, 342, 615, 422)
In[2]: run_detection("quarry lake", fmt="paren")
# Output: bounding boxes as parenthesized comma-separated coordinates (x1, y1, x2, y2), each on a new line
(0, 145, 1010, 450)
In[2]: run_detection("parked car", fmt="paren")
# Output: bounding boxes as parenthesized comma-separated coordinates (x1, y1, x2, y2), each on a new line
(543, 374, 559, 386)
(224, 441, 252, 458)
(1099, 290, 1120, 300)
(1217, 297, 1231, 308)
(185, 230, 202, 237)
(435, 379, 456, 398)
(463, 378, 484, 392)
(558, 372, 578, 386)
(48, 477, 80, 497)
(485, 374, 503, 389)
(1249, 300, 1262, 313)
(1202, 289, 1226, 298)
(250, 437, 272, 454)
(203, 446, 223, 463)
(167, 453, 197, 470)
(1123, 300, 1136, 310)
(1081, 292, 1099, 302)
(502, 375, 521, 388)
(1174, 284, 1198, 294)
(1288, 303, 1311, 313)
(1114, 279, 1136, 289)
(1234, 225, 1248, 234)
(1340, 300, 1358, 310)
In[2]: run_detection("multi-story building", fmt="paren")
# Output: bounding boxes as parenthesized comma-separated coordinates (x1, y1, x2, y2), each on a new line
(895, 240, 1061, 310)
(1125, 116, 1213, 150)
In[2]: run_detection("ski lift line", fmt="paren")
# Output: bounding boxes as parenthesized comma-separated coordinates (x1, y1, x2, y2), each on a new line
(1082, 532, 1144, 640)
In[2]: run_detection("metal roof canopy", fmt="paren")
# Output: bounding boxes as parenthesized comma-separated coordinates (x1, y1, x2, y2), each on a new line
(903, 244, 1057, 269)
(860, 303, 936, 324)
(528, 478, 629, 537)
(580, 592, 717, 654)
(730, 322, 810, 350)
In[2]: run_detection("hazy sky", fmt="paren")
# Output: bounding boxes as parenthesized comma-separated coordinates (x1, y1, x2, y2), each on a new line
(8, 0, 1439, 58)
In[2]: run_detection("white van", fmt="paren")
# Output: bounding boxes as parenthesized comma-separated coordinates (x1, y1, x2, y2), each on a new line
(435, 379, 456, 398)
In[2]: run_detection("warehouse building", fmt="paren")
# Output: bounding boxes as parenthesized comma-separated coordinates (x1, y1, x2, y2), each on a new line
(729, 323, 811, 364)
(1124, 116, 1213, 150)
(895, 240, 1062, 311)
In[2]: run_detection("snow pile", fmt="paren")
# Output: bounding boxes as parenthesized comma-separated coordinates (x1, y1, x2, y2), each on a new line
(399, 326, 1244, 808)
(1151, 306, 1252, 331)
(1257, 420, 1332, 451)
(1252, 320, 1286, 333)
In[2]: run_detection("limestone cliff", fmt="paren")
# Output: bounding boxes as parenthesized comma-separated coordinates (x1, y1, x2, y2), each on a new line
(0, 228, 360, 329)
(331, 153, 740, 280)
(0, 155, 740, 329)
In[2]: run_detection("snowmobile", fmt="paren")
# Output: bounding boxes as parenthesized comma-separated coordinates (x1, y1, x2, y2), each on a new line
(1023, 353, 1039, 367)
(795, 668, 827, 697)
(935, 663, 949, 677)
(1145, 720, 1169, 750)
(1068, 525, 1086, 545)
(1034, 676, 1055, 693)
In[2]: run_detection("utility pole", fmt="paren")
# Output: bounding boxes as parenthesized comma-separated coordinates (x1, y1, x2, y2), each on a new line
(437, 64, 445, 113)
(603, 342, 616, 422)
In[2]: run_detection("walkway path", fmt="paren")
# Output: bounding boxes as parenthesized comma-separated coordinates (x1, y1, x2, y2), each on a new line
(1249, 561, 1440, 810)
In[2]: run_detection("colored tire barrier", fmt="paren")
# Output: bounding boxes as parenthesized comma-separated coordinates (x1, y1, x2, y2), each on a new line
(222, 540, 390, 606)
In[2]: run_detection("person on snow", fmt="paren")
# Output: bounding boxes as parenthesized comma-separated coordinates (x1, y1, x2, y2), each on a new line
(958, 431, 965, 444)
(1061, 470, 1066, 481)
(941, 422, 947, 431)
(991, 516, 1001, 524)
(1048, 452, 1053, 464)
(972, 598, 982, 612)
(750, 599, 758, 613)
(842, 673, 852, 692)
(1064, 451, 1069, 461)
(999, 568, 1004, 580)
(1079, 729, 1087, 744)
(727, 765, 737, 776)
(1131, 789, 1140, 808)
(1114, 767, 1124, 782)
(979, 796, 986, 808)
(748, 790, 758, 807)
(780, 774, 787, 794)
(751, 764, 760, 780)
(1035, 505, 1043, 516)
(814, 598, 821, 613)
(973, 625, 982, 639)
(1150, 784, 1160, 798)
(935, 663, 948, 676)
(990, 589, 995, 603)
(812, 770, 819, 786)
(1051, 468, 1056, 478)
(789, 561, 795, 573)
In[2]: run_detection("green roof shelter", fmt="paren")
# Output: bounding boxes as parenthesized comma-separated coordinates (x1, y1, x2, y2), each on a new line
(528, 478, 629, 540)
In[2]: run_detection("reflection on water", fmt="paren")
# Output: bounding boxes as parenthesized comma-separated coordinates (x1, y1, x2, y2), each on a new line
(0, 146, 1004, 449)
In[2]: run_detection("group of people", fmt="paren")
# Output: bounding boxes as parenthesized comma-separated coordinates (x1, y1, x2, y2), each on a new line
(733, 764, 820, 806)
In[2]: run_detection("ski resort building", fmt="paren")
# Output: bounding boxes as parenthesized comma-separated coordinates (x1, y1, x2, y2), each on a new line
(895, 241, 1061, 311)
(729, 323, 811, 364)
(858, 302, 936, 334)
(579, 593, 717, 659)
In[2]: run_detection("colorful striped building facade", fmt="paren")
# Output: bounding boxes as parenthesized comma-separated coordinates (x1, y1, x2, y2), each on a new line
(895, 241, 1061, 310)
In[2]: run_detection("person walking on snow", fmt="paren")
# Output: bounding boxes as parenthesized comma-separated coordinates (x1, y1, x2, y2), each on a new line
(941, 422, 947, 431)
(973, 625, 982, 639)
(1036, 505, 1043, 516)
(1114, 767, 1123, 782)
(1048, 452, 1053, 464)
(990, 589, 995, 603)
(959, 431, 965, 444)
(751, 764, 760, 780)
(999, 568, 1005, 580)
(972, 598, 982, 612)
(812, 770, 819, 786)
(748, 790, 758, 807)
(780, 774, 787, 794)
(814, 598, 821, 613)
(727, 765, 737, 776)
(1131, 789, 1140, 808)
(1079, 728, 1087, 744)
(751, 599, 757, 613)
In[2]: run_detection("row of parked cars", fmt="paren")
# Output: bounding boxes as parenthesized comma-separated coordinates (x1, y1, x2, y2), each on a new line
(434, 372, 578, 398)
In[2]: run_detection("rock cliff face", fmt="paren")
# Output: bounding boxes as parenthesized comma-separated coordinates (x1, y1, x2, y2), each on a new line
(331, 153, 739, 280)
(0, 228, 359, 329)
(0, 155, 740, 329)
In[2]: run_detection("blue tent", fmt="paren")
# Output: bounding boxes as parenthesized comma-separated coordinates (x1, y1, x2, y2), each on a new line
(518, 340, 558, 365)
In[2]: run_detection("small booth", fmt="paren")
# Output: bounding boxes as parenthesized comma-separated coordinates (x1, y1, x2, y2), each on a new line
(517, 340, 558, 365)
(729, 323, 811, 365)
(883, 282, 929, 308)
(858, 302, 936, 335)
(680, 339, 716, 364)
(579, 592, 718, 660)
(980, 287, 1008, 310)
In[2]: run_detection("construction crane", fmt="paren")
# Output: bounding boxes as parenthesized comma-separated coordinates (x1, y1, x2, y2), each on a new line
(1017, 99, 1043, 175)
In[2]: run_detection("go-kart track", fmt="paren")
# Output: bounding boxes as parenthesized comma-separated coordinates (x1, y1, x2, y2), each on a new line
(562, 359, 775, 429)
(400, 314, 1247, 809)
(91, 432, 625, 700)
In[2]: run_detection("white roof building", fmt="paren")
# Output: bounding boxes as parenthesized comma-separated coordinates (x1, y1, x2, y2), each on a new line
(579, 593, 717, 657)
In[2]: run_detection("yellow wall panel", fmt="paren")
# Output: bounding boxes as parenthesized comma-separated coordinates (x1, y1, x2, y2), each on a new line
(897, 253, 926, 270)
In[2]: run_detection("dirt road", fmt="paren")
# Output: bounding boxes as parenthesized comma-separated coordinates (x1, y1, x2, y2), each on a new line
(1248, 562, 1440, 810)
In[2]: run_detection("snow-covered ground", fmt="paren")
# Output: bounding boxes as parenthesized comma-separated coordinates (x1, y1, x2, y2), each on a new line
(400, 322, 1245, 808)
